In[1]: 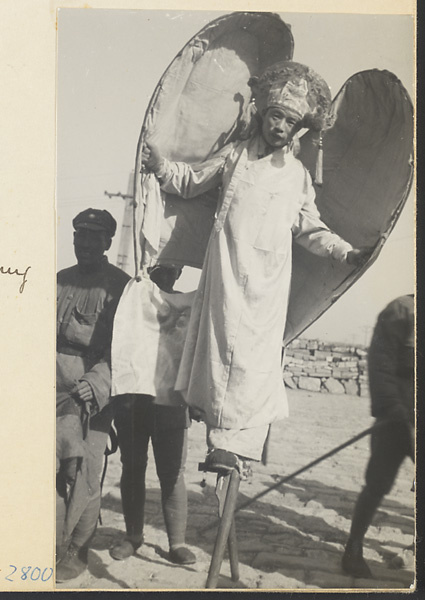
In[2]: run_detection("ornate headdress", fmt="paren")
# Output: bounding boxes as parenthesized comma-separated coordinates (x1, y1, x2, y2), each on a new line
(248, 61, 333, 132)
(245, 61, 333, 184)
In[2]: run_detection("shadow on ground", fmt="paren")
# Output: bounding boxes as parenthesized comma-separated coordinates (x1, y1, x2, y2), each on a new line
(95, 473, 414, 590)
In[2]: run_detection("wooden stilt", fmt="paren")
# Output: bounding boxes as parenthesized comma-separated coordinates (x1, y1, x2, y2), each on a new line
(227, 517, 239, 582)
(205, 469, 240, 589)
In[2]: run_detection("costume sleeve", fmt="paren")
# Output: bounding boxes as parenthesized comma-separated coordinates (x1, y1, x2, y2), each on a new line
(157, 148, 231, 199)
(368, 299, 414, 420)
(291, 169, 353, 262)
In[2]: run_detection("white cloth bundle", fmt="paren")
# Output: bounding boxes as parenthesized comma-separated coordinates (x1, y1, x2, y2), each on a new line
(111, 277, 195, 406)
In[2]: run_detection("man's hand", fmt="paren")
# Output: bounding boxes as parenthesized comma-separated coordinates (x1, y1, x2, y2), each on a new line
(141, 141, 164, 174)
(61, 457, 79, 486)
(71, 381, 94, 404)
(189, 406, 204, 423)
(346, 247, 373, 268)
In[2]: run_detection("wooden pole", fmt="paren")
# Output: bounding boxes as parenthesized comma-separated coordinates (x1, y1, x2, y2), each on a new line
(206, 470, 240, 588)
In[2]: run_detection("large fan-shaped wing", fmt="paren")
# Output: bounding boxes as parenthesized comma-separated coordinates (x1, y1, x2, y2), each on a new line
(285, 69, 413, 344)
(133, 11, 293, 271)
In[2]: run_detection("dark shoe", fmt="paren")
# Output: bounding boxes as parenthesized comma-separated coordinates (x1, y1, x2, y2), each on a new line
(342, 543, 373, 579)
(169, 546, 196, 565)
(56, 544, 88, 582)
(109, 537, 143, 561)
(204, 449, 239, 473)
(389, 545, 414, 570)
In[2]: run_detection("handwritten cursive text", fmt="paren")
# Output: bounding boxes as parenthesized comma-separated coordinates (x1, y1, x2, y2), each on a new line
(0, 265, 31, 293)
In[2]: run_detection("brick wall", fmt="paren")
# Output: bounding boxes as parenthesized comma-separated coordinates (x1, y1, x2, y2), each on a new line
(282, 338, 369, 396)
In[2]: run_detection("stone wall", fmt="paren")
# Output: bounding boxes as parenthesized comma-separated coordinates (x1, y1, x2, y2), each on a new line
(282, 338, 369, 396)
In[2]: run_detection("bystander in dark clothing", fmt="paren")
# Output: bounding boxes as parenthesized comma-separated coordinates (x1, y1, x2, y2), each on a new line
(342, 294, 414, 578)
(110, 265, 196, 565)
(56, 209, 130, 582)
(111, 394, 194, 564)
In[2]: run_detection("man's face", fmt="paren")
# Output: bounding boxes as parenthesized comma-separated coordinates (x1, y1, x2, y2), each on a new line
(73, 228, 111, 268)
(261, 107, 302, 149)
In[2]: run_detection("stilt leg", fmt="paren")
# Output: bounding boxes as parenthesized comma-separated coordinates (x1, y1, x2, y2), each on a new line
(227, 517, 239, 582)
(206, 469, 240, 588)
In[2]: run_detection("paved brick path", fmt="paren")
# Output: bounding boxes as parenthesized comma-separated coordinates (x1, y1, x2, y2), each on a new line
(57, 390, 415, 591)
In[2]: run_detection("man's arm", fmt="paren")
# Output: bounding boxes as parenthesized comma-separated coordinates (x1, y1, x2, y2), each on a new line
(368, 301, 413, 421)
(291, 169, 372, 266)
(142, 141, 228, 199)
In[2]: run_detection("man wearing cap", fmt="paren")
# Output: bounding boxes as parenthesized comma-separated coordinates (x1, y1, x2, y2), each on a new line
(142, 61, 371, 469)
(56, 208, 130, 582)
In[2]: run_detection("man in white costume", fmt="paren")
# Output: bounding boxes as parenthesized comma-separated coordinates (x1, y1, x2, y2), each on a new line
(142, 61, 370, 469)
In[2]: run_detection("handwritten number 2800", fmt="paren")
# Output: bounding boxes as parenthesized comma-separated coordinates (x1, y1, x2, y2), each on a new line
(5, 565, 52, 582)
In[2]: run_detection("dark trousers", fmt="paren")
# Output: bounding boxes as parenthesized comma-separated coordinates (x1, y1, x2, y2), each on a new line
(56, 429, 108, 557)
(365, 418, 413, 497)
(349, 418, 414, 544)
(113, 394, 189, 549)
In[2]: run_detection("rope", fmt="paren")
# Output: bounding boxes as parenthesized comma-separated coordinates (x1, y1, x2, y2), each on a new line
(200, 422, 381, 533)
(98, 426, 119, 526)
(98, 454, 108, 526)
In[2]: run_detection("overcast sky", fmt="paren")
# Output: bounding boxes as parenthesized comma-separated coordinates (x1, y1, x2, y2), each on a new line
(56, 9, 414, 345)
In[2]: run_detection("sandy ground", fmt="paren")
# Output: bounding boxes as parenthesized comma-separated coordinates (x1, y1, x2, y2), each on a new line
(57, 389, 415, 591)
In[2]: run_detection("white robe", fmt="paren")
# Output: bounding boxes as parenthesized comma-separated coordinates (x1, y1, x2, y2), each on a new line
(158, 135, 353, 431)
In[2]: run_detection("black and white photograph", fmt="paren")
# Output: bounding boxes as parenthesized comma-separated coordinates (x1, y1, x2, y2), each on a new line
(49, 5, 418, 592)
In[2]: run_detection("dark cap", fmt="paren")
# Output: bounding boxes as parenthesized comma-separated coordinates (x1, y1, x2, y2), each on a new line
(72, 208, 117, 237)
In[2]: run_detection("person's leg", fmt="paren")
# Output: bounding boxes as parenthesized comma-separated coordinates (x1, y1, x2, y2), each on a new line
(56, 457, 80, 561)
(56, 495, 98, 582)
(342, 420, 409, 577)
(152, 408, 195, 564)
(206, 424, 269, 462)
(56, 430, 108, 581)
(56, 472, 67, 561)
(110, 395, 153, 559)
(342, 487, 384, 578)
